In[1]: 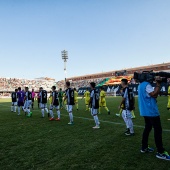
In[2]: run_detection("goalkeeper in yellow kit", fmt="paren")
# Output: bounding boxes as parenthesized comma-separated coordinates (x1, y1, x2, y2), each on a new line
(99, 87, 110, 115)
(82, 88, 90, 111)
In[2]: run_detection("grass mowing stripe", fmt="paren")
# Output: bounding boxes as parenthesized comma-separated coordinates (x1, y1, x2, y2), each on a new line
(1, 103, 170, 133)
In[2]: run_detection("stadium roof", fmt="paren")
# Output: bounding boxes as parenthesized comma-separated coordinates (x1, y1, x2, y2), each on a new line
(67, 62, 170, 81)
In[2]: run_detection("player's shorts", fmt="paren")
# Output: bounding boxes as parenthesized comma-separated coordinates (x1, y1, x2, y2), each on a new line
(122, 110, 132, 119)
(99, 100, 106, 107)
(66, 105, 73, 113)
(91, 108, 98, 116)
(18, 101, 24, 107)
(32, 98, 34, 102)
(12, 102, 17, 106)
(38, 98, 40, 103)
(50, 105, 60, 110)
(40, 103, 48, 109)
(24, 100, 32, 109)
(85, 99, 90, 105)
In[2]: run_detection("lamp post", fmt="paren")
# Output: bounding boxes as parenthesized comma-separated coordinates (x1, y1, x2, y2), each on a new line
(61, 50, 68, 82)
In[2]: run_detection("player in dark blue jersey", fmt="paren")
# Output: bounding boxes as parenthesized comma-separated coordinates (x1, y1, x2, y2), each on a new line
(17, 87, 25, 115)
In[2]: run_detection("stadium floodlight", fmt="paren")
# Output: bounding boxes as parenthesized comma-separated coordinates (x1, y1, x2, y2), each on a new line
(61, 50, 68, 82)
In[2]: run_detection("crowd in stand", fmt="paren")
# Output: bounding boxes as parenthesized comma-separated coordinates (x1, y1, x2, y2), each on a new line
(70, 78, 105, 89)
(0, 77, 136, 94)
(0, 78, 56, 92)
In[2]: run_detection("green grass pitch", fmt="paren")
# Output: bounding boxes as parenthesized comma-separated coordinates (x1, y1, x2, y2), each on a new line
(0, 97, 170, 170)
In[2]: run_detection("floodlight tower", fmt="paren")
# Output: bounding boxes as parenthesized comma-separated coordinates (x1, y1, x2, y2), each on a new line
(61, 50, 68, 82)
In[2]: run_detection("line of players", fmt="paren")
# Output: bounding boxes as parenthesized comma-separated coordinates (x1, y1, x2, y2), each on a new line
(11, 80, 136, 129)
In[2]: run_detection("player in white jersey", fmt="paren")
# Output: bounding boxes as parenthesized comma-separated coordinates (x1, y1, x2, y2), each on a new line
(11, 89, 18, 112)
(39, 87, 49, 118)
(49, 86, 61, 121)
(23, 87, 32, 117)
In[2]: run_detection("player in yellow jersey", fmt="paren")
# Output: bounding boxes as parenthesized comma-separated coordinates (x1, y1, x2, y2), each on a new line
(99, 87, 110, 115)
(63, 92, 67, 110)
(48, 91, 53, 117)
(82, 88, 90, 111)
(74, 88, 79, 111)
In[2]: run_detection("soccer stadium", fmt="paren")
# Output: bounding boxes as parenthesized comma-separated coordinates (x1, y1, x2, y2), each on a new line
(1, 1, 170, 170)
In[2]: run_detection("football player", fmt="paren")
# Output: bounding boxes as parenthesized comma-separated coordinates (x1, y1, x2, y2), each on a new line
(49, 86, 61, 121)
(82, 88, 90, 111)
(99, 87, 110, 115)
(90, 82, 100, 129)
(39, 87, 49, 118)
(17, 87, 25, 115)
(11, 89, 18, 113)
(64, 81, 75, 125)
(23, 87, 32, 117)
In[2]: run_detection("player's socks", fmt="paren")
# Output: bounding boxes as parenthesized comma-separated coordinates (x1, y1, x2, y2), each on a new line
(27, 109, 31, 116)
(50, 110, 54, 118)
(14, 106, 16, 112)
(41, 109, 45, 117)
(94, 115, 100, 126)
(119, 109, 123, 114)
(18, 107, 20, 115)
(11, 106, 13, 112)
(69, 112, 73, 122)
(131, 110, 135, 118)
(99, 107, 101, 114)
(86, 105, 89, 110)
(104, 107, 109, 112)
(45, 108, 48, 113)
(57, 110, 60, 119)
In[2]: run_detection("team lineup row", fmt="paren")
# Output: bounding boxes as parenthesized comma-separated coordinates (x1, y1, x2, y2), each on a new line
(11, 80, 136, 132)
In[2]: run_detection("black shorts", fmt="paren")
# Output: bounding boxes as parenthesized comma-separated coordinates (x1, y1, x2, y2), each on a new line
(38, 98, 40, 103)
(18, 101, 24, 107)
(32, 98, 34, 102)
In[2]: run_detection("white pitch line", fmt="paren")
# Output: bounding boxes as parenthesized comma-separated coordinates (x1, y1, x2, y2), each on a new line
(0, 103, 170, 132)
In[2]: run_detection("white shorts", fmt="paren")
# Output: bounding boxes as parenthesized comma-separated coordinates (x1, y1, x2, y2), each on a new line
(40, 103, 47, 109)
(66, 105, 73, 113)
(24, 100, 32, 109)
(50, 105, 60, 110)
(91, 108, 98, 116)
(12, 102, 17, 106)
(122, 110, 132, 119)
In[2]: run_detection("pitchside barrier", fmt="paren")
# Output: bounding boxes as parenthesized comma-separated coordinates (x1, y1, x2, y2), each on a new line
(78, 83, 169, 96)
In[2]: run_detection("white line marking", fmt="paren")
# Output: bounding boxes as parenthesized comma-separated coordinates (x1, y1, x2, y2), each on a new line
(0, 103, 170, 132)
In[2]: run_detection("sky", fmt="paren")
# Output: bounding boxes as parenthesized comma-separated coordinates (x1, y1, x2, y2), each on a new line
(0, 0, 170, 81)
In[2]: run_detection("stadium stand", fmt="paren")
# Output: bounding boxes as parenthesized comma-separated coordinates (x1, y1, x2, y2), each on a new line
(0, 77, 56, 92)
